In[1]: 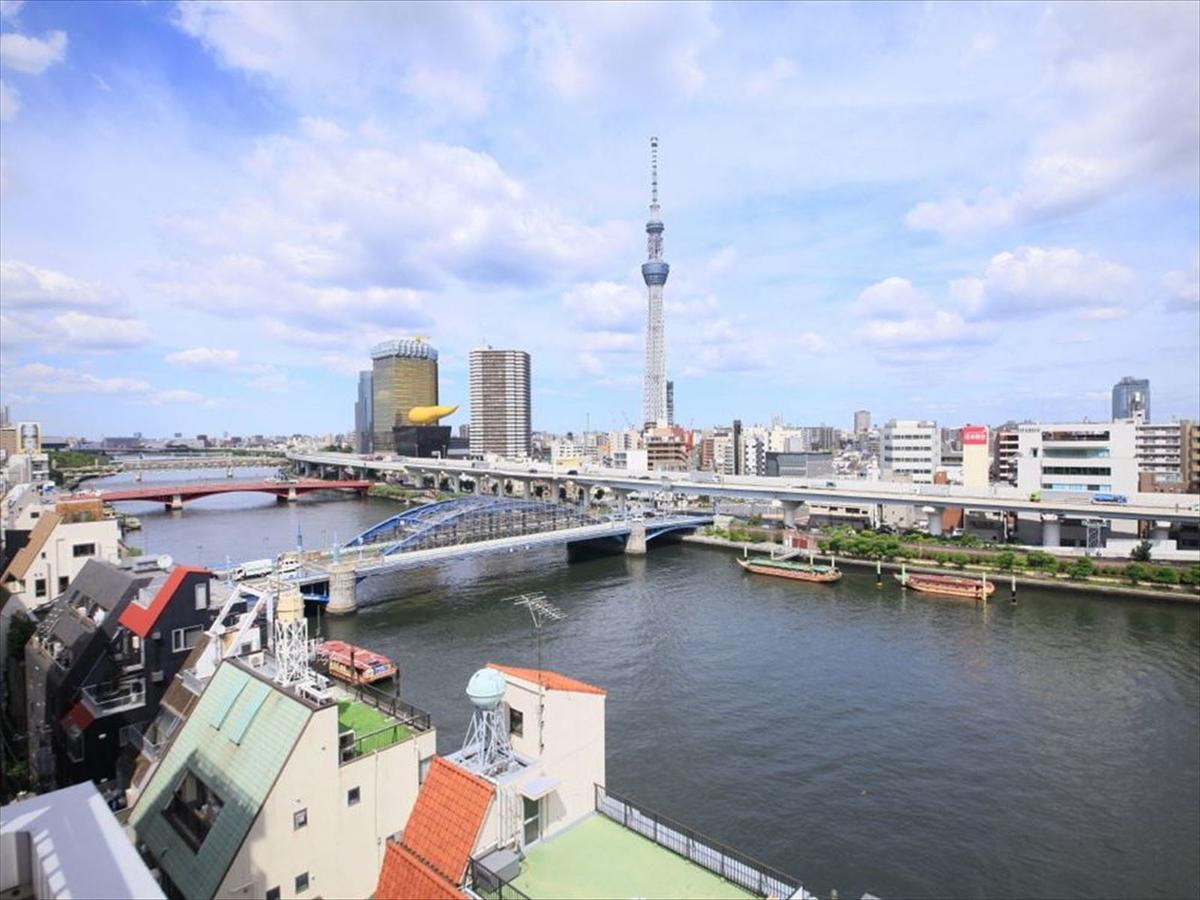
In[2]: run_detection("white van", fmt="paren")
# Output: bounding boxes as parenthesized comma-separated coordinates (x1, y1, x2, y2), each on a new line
(276, 554, 301, 575)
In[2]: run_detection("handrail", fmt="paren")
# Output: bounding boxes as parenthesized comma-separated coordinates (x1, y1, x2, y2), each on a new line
(466, 858, 532, 900)
(594, 784, 802, 899)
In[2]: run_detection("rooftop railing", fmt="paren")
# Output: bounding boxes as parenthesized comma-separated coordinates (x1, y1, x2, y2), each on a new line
(80, 678, 146, 718)
(594, 784, 806, 900)
(466, 858, 532, 900)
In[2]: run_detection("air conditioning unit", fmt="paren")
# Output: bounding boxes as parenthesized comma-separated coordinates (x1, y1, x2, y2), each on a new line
(151, 670, 165, 683)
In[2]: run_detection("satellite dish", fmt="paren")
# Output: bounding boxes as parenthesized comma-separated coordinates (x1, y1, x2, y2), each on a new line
(156, 554, 174, 570)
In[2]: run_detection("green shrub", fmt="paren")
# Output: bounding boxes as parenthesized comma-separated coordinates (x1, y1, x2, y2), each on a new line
(1066, 558, 1094, 580)
(1026, 550, 1057, 570)
(1130, 541, 1152, 562)
(1181, 565, 1200, 586)
(1126, 562, 1151, 584)
(996, 550, 1016, 571)
(1151, 566, 1180, 585)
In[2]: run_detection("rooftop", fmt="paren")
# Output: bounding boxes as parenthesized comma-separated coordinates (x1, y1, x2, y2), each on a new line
(337, 699, 412, 755)
(508, 814, 755, 899)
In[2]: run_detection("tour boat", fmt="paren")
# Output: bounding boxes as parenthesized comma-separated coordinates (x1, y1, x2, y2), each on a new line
(895, 571, 995, 600)
(315, 640, 397, 685)
(736, 556, 843, 583)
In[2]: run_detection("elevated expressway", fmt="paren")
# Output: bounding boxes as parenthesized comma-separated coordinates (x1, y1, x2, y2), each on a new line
(288, 451, 1200, 543)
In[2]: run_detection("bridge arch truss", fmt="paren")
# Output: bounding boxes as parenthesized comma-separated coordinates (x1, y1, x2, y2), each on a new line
(344, 496, 606, 556)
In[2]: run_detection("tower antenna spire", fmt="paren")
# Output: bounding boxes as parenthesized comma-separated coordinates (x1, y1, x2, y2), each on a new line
(650, 136, 659, 206)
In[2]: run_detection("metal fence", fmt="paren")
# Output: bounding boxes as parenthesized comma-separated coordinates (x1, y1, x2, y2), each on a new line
(350, 681, 433, 733)
(594, 784, 803, 899)
(466, 858, 532, 900)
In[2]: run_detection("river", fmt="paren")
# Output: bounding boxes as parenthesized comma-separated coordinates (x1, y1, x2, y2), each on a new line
(106, 469, 1200, 899)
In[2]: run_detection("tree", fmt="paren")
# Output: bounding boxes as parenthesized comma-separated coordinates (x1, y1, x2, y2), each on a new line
(1130, 541, 1152, 562)
(1066, 558, 1094, 581)
(1126, 562, 1151, 584)
(996, 550, 1016, 571)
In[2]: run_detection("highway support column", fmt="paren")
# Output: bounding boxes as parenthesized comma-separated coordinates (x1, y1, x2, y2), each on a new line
(1041, 514, 1061, 548)
(923, 505, 942, 537)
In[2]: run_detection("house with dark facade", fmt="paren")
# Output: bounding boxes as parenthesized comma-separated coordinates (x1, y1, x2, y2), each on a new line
(24, 558, 213, 800)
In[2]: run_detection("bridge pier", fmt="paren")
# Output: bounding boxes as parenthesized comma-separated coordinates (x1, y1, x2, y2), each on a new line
(167, 494, 183, 511)
(287, 486, 298, 502)
(1041, 514, 1061, 548)
(325, 561, 358, 615)
(625, 521, 647, 555)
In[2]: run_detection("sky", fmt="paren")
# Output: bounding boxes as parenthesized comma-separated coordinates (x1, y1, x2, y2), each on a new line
(1, 0, 1197, 438)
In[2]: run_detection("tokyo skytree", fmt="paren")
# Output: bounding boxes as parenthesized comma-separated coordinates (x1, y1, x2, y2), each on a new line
(641, 137, 670, 428)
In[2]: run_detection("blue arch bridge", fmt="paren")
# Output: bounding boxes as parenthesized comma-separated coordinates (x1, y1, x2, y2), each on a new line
(278, 496, 711, 614)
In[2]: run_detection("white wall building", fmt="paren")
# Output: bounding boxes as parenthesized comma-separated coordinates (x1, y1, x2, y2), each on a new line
(1, 512, 121, 611)
(1015, 421, 1138, 496)
(1135, 421, 1186, 481)
(882, 419, 940, 484)
(469, 347, 532, 459)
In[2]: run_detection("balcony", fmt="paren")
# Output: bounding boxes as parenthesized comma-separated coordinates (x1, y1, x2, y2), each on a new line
(80, 678, 146, 718)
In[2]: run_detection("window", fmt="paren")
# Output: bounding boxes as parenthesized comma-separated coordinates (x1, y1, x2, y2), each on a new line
(72, 543, 97, 558)
(265, 889, 280, 900)
(171, 626, 203, 653)
(194, 582, 208, 610)
(295, 873, 310, 894)
(418, 756, 433, 785)
(347, 787, 360, 806)
(34, 578, 47, 598)
(522, 796, 541, 846)
(58, 576, 69, 593)
(293, 808, 307, 830)
(509, 706, 524, 737)
(164, 770, 224, 851)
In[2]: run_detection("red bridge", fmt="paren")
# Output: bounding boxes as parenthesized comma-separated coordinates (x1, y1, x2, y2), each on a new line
(97, 479, 374, 510)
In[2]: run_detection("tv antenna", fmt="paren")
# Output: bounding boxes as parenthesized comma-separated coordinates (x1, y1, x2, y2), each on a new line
(510, 592, 565, 756)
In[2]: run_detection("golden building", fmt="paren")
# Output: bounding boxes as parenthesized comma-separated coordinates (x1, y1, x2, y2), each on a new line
(371, 339, 440, 452)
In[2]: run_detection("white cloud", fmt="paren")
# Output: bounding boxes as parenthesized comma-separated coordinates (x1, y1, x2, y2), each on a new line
(794, 332, 831, 355)
(174, 1, 512, 116)
(51, 312, 149, 349)
(0, 79, 18, 121)
(1, 260, 106, 309)
(148, 389, 211, 405)
(852, 277, 933, 320)
(8, 362, 151, 395)
(0, 1, 24, 22)
(905, 3, 1199, 237)
(165, 347, 241, 369)
(1162, 255, 1200, 312)
(562, 281, 643, 333)
(859, 310, 996, 348)
(976, 246, 1134, 319)
(746, 57, 798, 97)
(0, 29, 66, 75)
(526, 2, 717, 102)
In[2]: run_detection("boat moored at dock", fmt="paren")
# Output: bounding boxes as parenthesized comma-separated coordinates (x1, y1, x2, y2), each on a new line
(737, 556, 843, 583)
(316, 640, 397, 685)
(895, 570, 995, 600)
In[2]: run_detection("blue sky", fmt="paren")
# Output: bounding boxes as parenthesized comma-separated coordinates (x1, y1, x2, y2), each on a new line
(1, 0, 1197, 438)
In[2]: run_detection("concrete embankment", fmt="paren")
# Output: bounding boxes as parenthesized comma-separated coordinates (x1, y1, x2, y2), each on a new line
(682, 534, 1200, 605)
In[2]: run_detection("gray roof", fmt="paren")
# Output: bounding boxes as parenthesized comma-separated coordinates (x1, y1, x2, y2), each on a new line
(1, 781, 165, 899)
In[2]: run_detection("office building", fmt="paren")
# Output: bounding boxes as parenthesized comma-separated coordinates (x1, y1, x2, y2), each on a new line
(961, 425, 989, 489)
(1112, 376, 1150, 422)
(1016, 421, 1138, 496)
(882, 420, 941, 483)
(0, 425, 15, 461)
(765, 451, 834, 479)
(371, 338, 440, 453)
(854, 410, 870, 435)
(354, 370, 373, 455)
(641, 138, 670, 428)
(1135, 421, 1185, 483)
(469, 347, 532, 459)
(1184, 422, 1200, 493)
(741, 433, 767, 476)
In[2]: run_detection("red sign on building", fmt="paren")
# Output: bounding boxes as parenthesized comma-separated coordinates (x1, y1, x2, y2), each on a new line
(962, 425, 988, 445)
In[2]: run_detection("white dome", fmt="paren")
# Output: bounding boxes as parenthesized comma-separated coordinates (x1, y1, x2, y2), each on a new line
(466, 668, 507, 710)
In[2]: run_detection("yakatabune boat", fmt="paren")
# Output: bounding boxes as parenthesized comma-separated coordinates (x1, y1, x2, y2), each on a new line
(316, 640, 397, 685)
(895, 571, 995, 600)
(737, 556, 843, 583)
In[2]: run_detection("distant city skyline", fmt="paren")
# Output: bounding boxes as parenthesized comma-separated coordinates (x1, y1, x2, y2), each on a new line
(2, 2, 1197, 436)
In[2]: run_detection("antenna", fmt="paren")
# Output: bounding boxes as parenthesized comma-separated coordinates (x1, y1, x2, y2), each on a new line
(650, 136, 659, 205)
(511, 592, 565, 756)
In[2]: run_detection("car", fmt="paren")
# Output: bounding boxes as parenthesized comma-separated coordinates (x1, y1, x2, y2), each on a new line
(528, 468, 538, 473)
(566, 469, 578, 475)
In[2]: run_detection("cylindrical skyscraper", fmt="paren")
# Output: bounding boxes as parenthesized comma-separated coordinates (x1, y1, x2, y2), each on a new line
(641, 137, 670, 429)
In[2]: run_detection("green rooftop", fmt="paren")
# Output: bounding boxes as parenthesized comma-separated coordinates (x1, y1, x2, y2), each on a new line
(509, 814, 757, 899)
(337, 700, 411, 755)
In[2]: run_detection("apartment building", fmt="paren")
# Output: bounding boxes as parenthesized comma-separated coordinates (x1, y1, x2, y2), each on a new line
(882, 420, 940, 484)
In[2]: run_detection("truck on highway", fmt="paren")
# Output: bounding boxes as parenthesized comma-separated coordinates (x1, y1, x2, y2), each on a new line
(233, 558, 274, 581)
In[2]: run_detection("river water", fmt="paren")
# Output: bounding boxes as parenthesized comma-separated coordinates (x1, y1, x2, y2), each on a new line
(107, 470, 1200, 899)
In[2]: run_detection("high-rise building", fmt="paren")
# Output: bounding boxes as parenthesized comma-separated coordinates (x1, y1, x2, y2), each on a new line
(732, 419, 743, 476)
(641, 138, 670, 429)
(854, 410, 870, 434)
(666, 380, 675, 427)
(354, 370, 373, 455)
(1135, 421, 1185, 481)
(1112, 376, 1150, 422)
(371, 338, 439, 453)
(468, 346, 531, 459)
(882, 419, 940, 483)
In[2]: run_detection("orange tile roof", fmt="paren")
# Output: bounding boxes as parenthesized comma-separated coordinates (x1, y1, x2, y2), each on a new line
(375, 841, 464, 900)
(400, 757, 494, 885)
(488, 663, 607, 696)
(118, 565, 208, 638)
